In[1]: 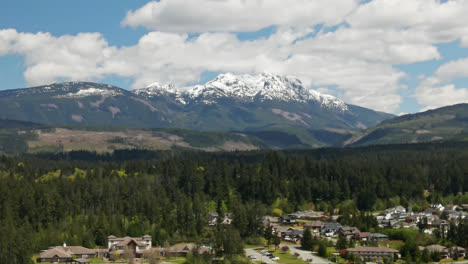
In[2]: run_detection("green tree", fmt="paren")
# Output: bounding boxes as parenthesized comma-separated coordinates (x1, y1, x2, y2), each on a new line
(301, 228, 313, 250)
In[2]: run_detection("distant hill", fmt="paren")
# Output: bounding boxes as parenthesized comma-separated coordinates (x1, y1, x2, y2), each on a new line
(0, 73, 393, 148)
(349, 104, 468, 146)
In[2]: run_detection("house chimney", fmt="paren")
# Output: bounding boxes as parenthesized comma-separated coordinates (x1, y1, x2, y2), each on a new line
(63, 242, 67, 248)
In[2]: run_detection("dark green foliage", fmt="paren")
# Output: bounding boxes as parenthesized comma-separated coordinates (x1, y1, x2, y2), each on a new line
(318, 242, 328, 258)
(0, 142, 468, 262)
(336, 235, 347, 250)
(301, 228, 314, 250)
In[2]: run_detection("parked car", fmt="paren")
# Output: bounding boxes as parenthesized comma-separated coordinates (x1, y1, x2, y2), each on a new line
(272, 257, 280, 261)
(248, 255, 256, 259)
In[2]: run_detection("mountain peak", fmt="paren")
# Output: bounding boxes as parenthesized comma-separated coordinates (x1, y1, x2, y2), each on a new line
(184, 72, 348, 111)
(135, 72, 348, 111)
(133, 82, 177, 97)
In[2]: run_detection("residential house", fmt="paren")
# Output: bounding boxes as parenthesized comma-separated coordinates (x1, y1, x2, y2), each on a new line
(208, 212, 219, 226)
(369, 233, 389, 242)
(431, 204, 445, 211)
(303, 220, 324, 231)
(461, 204, 468, 211)
(279, 215, 297, 225)
(262, 216, 278, 227)
(346, 246, 398, 260)
(281, 228, 303, 242)
(448, 247, 466, 259)
(108, 235, 152, 258)
(337, 227, 360, 240)
(37, 243, 96, 263)
(321, 222, 342, 237)
(355, 232, 371, 241)
(37, 248, 73, 263)
(423, 245, 450, 259)
(385, 206, 406, 214)
(165, 244, 210, 257)
(208, 212, 233, 226)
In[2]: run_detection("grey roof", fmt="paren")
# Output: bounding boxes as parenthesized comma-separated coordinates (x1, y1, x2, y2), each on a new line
(39, 248, 72, 259)
(115, 237, 147, 247)
(370, 233, 388, 238)
(58, 246, 95, 255)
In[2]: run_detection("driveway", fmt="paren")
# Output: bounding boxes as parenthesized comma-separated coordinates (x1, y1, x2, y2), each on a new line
(245, 248, 278, 264)
(280, 244, 331, 264)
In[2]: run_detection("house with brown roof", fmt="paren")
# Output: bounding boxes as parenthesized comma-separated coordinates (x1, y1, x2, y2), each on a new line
(37, 247, 73, 263)
(165, 244, 210, 257)
(337, 227, 360, 240)
(37, 243, 96, 263)
(346, 246, 398, 260)
(303, 220, 324, 230)
(108, 235, 152, 258)
(355, 232, 371, 241)
(421, 245, 466, 259)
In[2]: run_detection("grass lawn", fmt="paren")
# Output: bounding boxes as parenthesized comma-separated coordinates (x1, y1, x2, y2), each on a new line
(327, 247, 337, 255)
(377, 241, 403, 250)
(88, 258, 107, 263)
(165, 257, 187, 264)
(245, 244, 264, 249)
(271, 251, 309, 264)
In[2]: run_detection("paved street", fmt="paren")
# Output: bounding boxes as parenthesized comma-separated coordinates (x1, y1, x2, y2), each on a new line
(281, 244, 331, 264)
(245, 248, 278, 264)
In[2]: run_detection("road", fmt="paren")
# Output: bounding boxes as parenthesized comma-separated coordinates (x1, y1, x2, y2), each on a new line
(245, 248, 278, 264)
(280, 244, 331, 264)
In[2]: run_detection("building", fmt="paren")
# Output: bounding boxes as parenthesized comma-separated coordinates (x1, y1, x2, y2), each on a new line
(303, 220, 324, 231)
(369, 233, 389, 242)
(208, 212, 233, 226)
(37, 243, 96, 263)
(337, 227, 360, 239)
(321, 222, 342, 236)
(108, 235, 152, 258)
(422, 245, 466, 259)
(280, 228, 303, 242)
(37, 248, 73, 263)
(356, 232, 371, 241)
(165, 244, 210, 257)
(279, 215, 297, 225)
(346, 246, 398, 260)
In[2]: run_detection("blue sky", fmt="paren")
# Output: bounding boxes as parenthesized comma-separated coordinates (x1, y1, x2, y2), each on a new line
(1, 0, 468, 114)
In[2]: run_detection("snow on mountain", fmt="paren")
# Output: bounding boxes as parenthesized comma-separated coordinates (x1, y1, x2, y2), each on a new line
(138, 72, 348, 112)
(133, 82, 177, 97)
(56, 87, 122, 98)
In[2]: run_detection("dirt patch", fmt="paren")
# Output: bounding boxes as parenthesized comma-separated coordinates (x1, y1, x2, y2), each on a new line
(28, 128, 190, 153)
(131, 97, 159, 112)
(40, 103, 58, 110)
(89, 96, 107, 108)
(71, 114, 84, 123)
(272, 108, 308, 126)
(416, 129, 431, 134)
(207, 140, 258, 152)
(108, 106, 121, 118)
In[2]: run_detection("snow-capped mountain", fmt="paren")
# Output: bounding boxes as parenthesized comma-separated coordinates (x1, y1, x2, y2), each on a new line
(133, 82, 177, 97)
(134, 72, 348, 112)
(0, 75, 393, 148)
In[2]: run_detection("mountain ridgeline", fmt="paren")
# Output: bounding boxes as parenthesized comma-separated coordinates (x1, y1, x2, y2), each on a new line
(349, 103, 468, 146)
(0, 72, 392, 148)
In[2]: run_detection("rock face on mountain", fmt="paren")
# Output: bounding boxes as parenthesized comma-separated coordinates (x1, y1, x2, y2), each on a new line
(0, 73, 393, 147)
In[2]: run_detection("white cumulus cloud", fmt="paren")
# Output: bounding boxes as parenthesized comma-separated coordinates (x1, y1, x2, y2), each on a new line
(122, 0, 359, 32)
